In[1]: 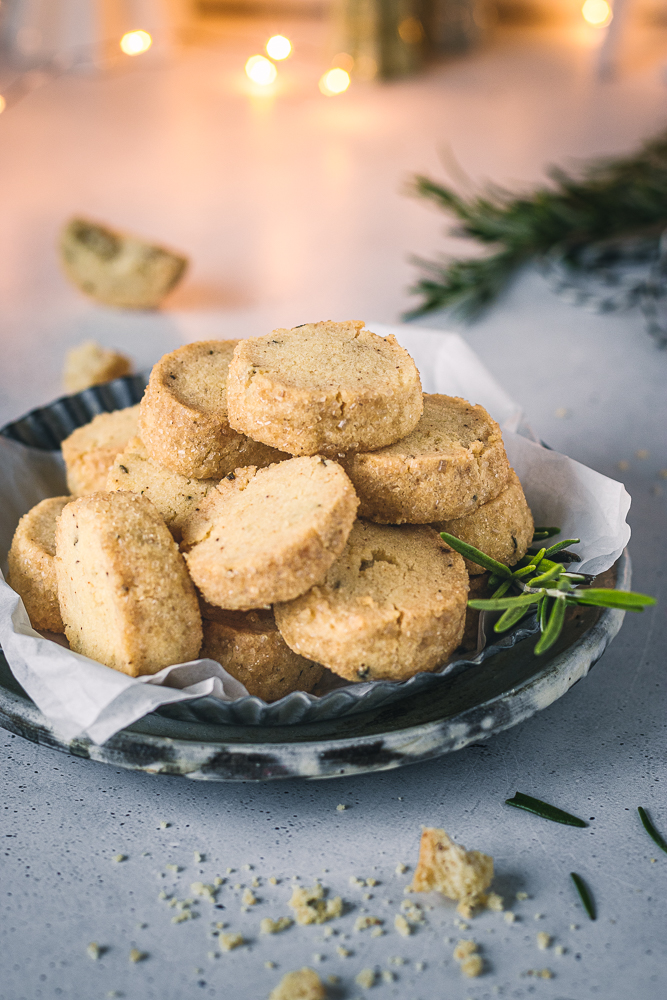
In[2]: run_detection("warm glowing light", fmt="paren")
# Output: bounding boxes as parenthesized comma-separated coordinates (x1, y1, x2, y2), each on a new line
(120, 30, 152, 56)
(319, 68, 350, 96)
(266, 35, 291, 60)
(245, 55, 278, 86)
(581, 0, 612, 26)
(332, 52, 354, 72)
(398, 17, 425, 44)
(0, 95, 5, 114)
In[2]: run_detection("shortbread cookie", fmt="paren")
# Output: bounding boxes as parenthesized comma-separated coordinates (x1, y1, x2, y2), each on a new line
(55, 492, 202, 676)
(226, 321, 423, 456)
(7, 496, 71, 632)
(182, 456, 359, 609)
(107, 437, 218, 540)
(200, 606, 323, 702)
(340, 394, 511, 523)
(274, 520, 468, 682)
(435, 469, 533, 574)
(61, 404, 140, 495)
(138, 340, 289, 478)
(60, 217, 187, 309)
(63, 340, 132, 393)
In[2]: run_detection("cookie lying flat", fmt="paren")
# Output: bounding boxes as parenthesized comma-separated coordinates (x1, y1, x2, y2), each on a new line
(200, 605, 323, 702)
(181, 456, 359, 610)
(56, 492, 201, 676)
(435, 469, 534, 574)
(139, 340, 289, 478)
(226, 321, 423, 456)
(7, 496, 71, 632)
(61, 404, 140, 496)
(340, 394, 510, 523)
(107, 437, 218, 540)
(60, 217, 187, 309)
(274, 520, 468, 683)
(63, 339, 132, 393)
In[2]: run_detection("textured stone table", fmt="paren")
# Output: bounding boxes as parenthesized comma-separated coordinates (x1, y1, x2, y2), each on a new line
(1, 15, 666, 1000)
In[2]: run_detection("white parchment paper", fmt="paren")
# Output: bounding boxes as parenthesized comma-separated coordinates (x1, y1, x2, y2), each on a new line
(0, 324, 631, 744)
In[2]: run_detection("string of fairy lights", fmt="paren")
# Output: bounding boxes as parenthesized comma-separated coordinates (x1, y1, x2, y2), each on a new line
(0, 3, 615, 117)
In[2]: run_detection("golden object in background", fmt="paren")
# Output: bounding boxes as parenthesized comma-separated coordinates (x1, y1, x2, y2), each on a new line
(59, 217, 188, 309)
(63, 340, 133, 394)
(120, 30, 153, 56)
(333, 0, 425, 80)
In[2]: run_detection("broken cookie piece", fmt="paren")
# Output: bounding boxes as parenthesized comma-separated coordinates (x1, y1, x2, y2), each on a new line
(269, 968, 325, 1000)
(410, 827, 493, 917)
(63, 340, 132, 393)
(60, 217, 188, 309)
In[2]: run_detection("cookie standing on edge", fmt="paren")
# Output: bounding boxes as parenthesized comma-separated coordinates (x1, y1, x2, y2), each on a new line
(61, 404, 140, 496)
(274, 520, 469, 682)
(181, 456, 359, 610)
(56, 492, 202, 676)
(340, 394, 511, 523)
(199, 605, 324, 702)
(106, 436, 219, 541)
(435, 469, 534, 574)
(138, 340, 289, 479)
(7, 496, 71, 632)
(226, 320, 423, 456)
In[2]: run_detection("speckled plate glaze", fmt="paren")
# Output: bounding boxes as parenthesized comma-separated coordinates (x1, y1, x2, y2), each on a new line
(0, 551, 630, 781)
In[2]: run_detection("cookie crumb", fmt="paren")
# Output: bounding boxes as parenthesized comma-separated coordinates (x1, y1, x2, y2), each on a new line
(269, 968, 325, 1000)
(381, 969, 395, 983)
(336, 804, 347, 811)
(537, 932, 552, 950)
(453, 940, 477, 962)
(261, 917, 293, 935)
(269, 876, 279, 885)
(242, 888, 258, 906)
(194, 851, 204, 863)
(461, 955, 483, 978)
(516, 892, 528, 901)
(355, 968, 376, 989)
(354, 916, 382, 932)
(617, 460, 629, 471)
(394, 914, 411, 937)
(129, 949, 147, 963)
(159, 821, 170, 829)
(87, 942, 102, 960)
(395, 863, 407, 874)
(554, 945, 565, 955)
(504, 912, 516, 924)
(370, 926, 384, 938)
(265, 961, 276, 969)
(336, 946, 351, 958)
(289, 884, 343, 925)
(219, 932, 244, 951)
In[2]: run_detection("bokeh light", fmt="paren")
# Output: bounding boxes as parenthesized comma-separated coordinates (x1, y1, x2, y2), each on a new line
(319, 68, 351, 96)
(332, 52, 354, 72)
(266, 36, 292, 60)
(581, 0, 612, 26)
(120, 30, 153, 56)
(246, 55, 278, 86)
(0, 95, 6, 115)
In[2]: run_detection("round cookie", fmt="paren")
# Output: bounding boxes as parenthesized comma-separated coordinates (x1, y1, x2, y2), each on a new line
(138, 340, 289, 479)
(340, 394, 511, 524)
(435, 469, 534, 575)
(7, 496, 71, 632)
(56, 492, 202, 677)
(61, 404, 140, 496)
(200, 605, 324, 702)
(226, 320, 423, 456)
(274, 520, 469, 683)
(181, 456, 359, 610)
(107, 436, 219, 541)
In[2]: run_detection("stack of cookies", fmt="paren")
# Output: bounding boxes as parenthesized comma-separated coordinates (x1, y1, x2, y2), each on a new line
(7, 321, 533, 701)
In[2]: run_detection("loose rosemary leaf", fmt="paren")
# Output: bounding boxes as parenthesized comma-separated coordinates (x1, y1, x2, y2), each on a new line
(438, 531, 512, 577)
(570, 872, 596, 920)
(573, 589, 656, 611)
(638, 807, 667, 855)
(505, 792, 588, 827)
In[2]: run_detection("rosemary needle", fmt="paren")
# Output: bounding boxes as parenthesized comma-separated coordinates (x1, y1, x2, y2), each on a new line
(638, 807, 667, 855)
(570, 872, 596, 920)
(505, 792, 588, 828)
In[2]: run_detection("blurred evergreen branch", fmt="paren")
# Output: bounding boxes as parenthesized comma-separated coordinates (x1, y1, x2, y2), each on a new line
(407, 132, 667, 319)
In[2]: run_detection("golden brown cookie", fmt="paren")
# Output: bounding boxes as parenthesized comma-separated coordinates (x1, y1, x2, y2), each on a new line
(181, 456, 359, 610)
(274, 520, 468, 683)
(106, 437, 218, 540)
(60, 217, 187, 309)
(199, 605, 323, 702)
(7, 496, 71, 632)
(435, 469, 533, 574)
(63, 340, 132, 393)
(61, 405, 140, 496)
(340, 394, 511, 523)
(138, 340, 289, 478)
(55, 492, 202, 676)
(226, 321, 423, 456)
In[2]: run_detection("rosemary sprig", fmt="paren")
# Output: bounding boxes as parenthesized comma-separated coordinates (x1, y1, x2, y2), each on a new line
(638, 807, 667, 855)
(438, 529, 656, 656)
(570, 872, 596, 920)
(505, 792, 588, 828)
(407, 131, 667, 319)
